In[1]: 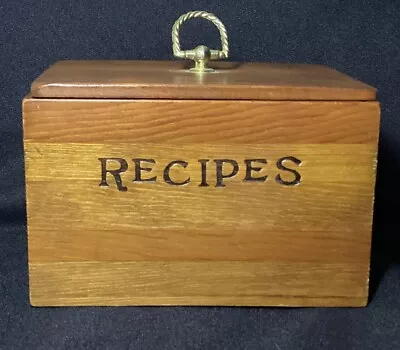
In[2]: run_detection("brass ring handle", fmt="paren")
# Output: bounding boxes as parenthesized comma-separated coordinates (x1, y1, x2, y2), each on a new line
(172, 11, 229, 72)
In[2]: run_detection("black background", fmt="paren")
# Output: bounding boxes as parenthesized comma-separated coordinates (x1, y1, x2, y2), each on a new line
(1, 1, 400, 349)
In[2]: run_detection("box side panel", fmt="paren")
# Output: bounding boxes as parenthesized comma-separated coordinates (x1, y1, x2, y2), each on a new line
(23, 99, 380, 307)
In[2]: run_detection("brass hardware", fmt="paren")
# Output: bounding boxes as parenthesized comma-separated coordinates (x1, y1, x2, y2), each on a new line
(172, 11, 229, 73)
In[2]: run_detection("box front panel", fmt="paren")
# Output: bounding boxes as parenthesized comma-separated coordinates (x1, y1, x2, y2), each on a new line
(23, 99, 380, 306)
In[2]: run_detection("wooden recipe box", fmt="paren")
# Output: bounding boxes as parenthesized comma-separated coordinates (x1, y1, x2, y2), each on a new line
(23, 59, 380, 307)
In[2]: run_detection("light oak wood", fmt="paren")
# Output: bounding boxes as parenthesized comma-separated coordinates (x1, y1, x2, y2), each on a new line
(23, 88, 379, 307)
(29, 262, 368, 307)
(27, 228, 371, 264)
(26, 146, 375, 262)
(25, 143, 376, 182)
(30, 61, 376, 101)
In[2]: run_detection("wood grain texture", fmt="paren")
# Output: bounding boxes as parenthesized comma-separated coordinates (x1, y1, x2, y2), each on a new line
(25, 143, 376, 182)
(23, 98, 380, 307)
(23, 99, 380, 143)
(30, 61, 376, 101)
(27, 228, 371, 264)
(29, 262, 368, 307)
(25, 144, 376, 264)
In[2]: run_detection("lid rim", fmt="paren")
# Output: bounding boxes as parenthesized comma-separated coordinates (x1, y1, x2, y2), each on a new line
(30, 60, 377, 101)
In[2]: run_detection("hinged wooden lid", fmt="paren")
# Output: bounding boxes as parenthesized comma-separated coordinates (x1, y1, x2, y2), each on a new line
(31, 60, 376, 101)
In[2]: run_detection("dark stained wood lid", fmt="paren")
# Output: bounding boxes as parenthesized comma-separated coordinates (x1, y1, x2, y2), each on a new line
(31, 60, 376, 101)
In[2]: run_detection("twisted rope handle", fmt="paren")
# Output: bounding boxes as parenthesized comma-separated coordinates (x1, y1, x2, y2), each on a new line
(172, 11, 229, 60)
